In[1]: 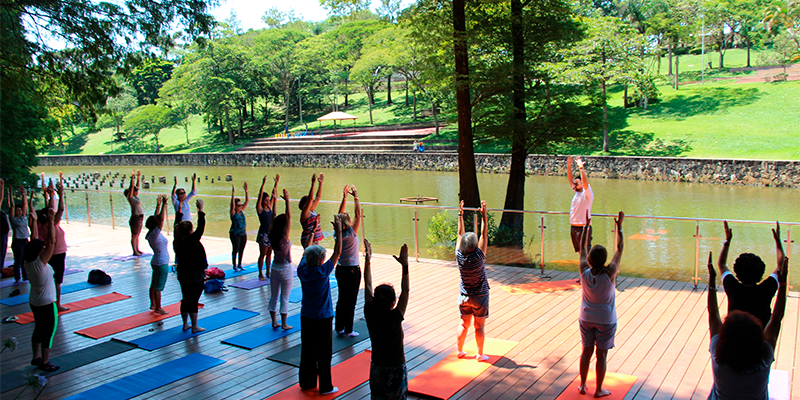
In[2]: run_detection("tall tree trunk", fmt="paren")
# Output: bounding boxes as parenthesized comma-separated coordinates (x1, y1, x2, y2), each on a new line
(283, 90, 290, 128)
(674, 55, 680, 90)
(412, 92, 417, 121)
(432, 100, 439, 135)
(250, 99, 255, 121)
(224, 105, 234, 144)
(405, 80, 409, 106)
(387, 74, 392, 105)
(498, 0, 527, 247)
(746, 37, 751, 67)
(623, 84, 628, 108)
(238, 109, 243, 138)
(368, 88, 373, 124)
(667, 44, 673, 76)
(601, 79, 609, 152)
(453, 0, 480, 208)
(242, 98, 248, 120)
(344, 76, 349, 107)
(718, 31, 724, 71)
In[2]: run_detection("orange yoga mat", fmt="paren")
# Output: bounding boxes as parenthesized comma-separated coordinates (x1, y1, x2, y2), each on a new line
(15, 292, 131, 324)
(501, 280, 581, 295)
(408, 338, 518, 400)
(75, 302, 203, 339)
(556, 371, 637, 400)
(265, 350, 372, 400)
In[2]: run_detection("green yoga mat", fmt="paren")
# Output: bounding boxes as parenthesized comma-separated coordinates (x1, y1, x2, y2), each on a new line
(267, 319, 369, 367)
(0, 339, 136, 390)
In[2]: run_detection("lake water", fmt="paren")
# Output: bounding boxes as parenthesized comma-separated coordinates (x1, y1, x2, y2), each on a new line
(36, 165, 800, 287)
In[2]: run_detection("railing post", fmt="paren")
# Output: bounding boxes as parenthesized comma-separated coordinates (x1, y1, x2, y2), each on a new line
(109, 194, 115, 229)
(413, 209, 420, 262)
(538, 216, 549, 278)
(786, 228, 793, 290)
(164, 197, 169, 235)
(63, 190, 69, 224)
(693, 221, 701, 289)
(85, 192, 92, 227)
(473, 212, 478, 234)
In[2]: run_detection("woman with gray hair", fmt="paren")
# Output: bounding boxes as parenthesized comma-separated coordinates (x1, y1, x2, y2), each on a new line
(335, 184, 362, 337)
(455, 200, 490, 361)
(297, 214, 343, 395)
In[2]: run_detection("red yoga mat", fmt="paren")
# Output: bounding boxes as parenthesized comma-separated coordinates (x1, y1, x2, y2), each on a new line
(501, 280, 581, 295)
(408, 338, 518, 400)
(265, 350, 372, 400)
(556, 371, 637, 400)
(75, 302, 204, 339)
(15, 292, 131, 324)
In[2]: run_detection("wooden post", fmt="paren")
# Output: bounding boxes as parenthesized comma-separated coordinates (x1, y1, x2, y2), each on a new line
(693, 222, 701, 289)
(85, 193, 91, 227)
(413, 209, 420, 262)
(109, 194, 115, 229)
(539, 216, 548, 278)
(786, 228, 794, 290)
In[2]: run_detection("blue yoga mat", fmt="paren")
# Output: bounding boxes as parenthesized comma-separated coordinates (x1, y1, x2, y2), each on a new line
(125, 308, 259, 351)
(206, 253, 232, 265)
(223, 264, 257, 279)
(221, 313, 302, 350)
(288, 277, 338, 303)
(1, 281, 104, 306)
(62, 352, 224, 400)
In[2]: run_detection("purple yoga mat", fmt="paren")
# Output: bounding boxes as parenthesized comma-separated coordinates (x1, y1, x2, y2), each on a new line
(229, 278, 271, 290)
(109, 253, 152, 262)
(0, 268, 82, 288)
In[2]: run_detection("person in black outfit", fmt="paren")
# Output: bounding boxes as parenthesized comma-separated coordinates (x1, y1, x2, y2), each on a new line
(364, 239, 410, 400)
(173, 199, 208, 333)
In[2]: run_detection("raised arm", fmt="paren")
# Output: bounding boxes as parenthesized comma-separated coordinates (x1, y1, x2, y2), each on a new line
(311, 173, 324, 210)
(281, 189, 291, 240)
(191, 199, 205, 240)
(54, 182, 64, 223)
(241, 182, 250, 209)
(566, 156, 575, 186)
(155, 195, 166, 230)
(29, 206, 39, 240)
(771, 222, 785, 277)
(300, 174, 316, 221)
(607, 211, 624, 280)
(478, 200, 488, 254)
(190, 173, 196, 195)
(707, 252, 722, 338)
(764, 256, 788, 349)
(135, 170, 141, 189)
(329, 214, 343, 266)
(576, 156, 589, 191)
(717, 221, 733, 275)
(229, 185, 236, 216)
(579, 211, 591, 273)
(395, 243, 410, 317)
(271, 174, 279, 211)
(127, 173, 136, 200)
(363, 239, 374, 303)
(352, 185, 362, 234)
(171, 176, 177, 199)
(39, 209, 57, 264)
(456, 200, 465, 251)
(338, 184, 349, 214)
(256, 176, 267, 214)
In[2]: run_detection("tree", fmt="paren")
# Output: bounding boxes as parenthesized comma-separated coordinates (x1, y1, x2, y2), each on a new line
(763, 0, 800, 58)
(0, 0, 215, 179)
(124, 105, 175, 152)
(129, 58, 175, 106)
(105, 89, 138, 141)
(350, 52, 383, 123)
(453, 0, 481, 209)
(563, 15, 652, 152)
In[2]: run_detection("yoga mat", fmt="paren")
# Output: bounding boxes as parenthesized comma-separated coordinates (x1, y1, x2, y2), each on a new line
(230, 277, 271, 290)
(288, 278, 338, 303)
(501, 279, 581, 295)
(0, 339, 137, 390)
(265, 350, 371, 400)
(222, 313, 302, 350)
(63, 352, 225, 400)
(769, 369, 790, 400)
(268, 319, 369, 367)
(109, 253, 152, 261)
(223, 264, 258, 279)
(76, 302, 203, 339)
(0, 268, 82, 288)
(15, 292, 131, 324)
(555, 371, 637, 400)
(206, 253, 232, 265)
(408, 338, 518, 400)
(1, 281, 104, 307)
(125, 308, 259, 351)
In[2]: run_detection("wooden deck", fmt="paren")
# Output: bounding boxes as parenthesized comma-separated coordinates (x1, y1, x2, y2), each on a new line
(1, 222, 797, 400)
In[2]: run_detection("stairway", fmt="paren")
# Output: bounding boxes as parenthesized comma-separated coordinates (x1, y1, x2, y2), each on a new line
(233, 127, 456, 154)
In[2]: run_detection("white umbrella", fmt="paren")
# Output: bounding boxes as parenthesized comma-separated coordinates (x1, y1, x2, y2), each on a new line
(317, 112, 358, 134)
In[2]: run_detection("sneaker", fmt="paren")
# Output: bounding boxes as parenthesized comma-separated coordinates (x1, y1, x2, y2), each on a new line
(31, 357, 42, 366)
(336, 329, 345, 335)
(476, 354, 490, 362)
(2, 316, 18, 323)
(38, 362, 60, 372)
(320, 387, 339, 395)
(457, 351, 468, 358)
(347, 331, 360, 337)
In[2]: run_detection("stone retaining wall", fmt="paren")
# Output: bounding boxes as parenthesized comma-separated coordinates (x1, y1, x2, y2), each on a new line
(37, 153, 800, 188)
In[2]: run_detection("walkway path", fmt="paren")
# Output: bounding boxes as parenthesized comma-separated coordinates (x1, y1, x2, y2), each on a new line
(1, 222, 797, 399)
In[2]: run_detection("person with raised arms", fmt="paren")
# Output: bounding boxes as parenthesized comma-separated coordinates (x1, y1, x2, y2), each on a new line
(145, 195, 170, 315)
(299, 173, 324, 248)
(267, 189, 294, 330)
(124, 170, 144, 256)
(567, 156, 593, 252)
(229, 182, 249, 272)
(256, 174, 279, 281)
(335, 184, 363, 337)
(455, 199, 490, 362)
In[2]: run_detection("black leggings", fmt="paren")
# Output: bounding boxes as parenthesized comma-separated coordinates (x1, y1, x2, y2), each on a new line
(335, 265, 361, 334)
(12, 238, 28, 281)
(31, 302, 58, 348)
(299, 316, 333, 392)
(178, 279, 203, 314)
(230, 233, 247, 266)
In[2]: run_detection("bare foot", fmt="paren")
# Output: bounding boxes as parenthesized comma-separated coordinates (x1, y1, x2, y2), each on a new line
(578, 384, 588, 395)
(259, 274, 266, 281)
(272, 322, 281, 329)
(57, 306, 69, 312)
(183, 323, 191, 331)
(282, 324, 293, 330)
(191, 326, 206, 333)
(154, 308, 169, 315)
(595, 388, 611, 398)
(150, 305, 155, 310)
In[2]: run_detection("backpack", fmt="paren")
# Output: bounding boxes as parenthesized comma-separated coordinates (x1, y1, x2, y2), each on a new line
(88, 269, 112, 285)
(204, 278, 226, 293)
(206, 267, 225, 279)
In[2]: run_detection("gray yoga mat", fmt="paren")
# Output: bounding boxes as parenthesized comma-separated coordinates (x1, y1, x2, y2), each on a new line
(267, 319, 369, 367)
(0, 339, 136, 390)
